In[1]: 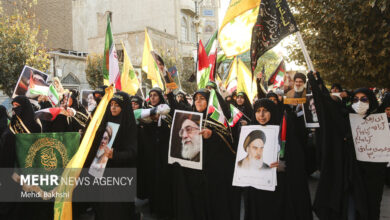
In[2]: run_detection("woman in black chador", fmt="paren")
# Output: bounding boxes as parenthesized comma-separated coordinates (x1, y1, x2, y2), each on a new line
(173, 89, 240, 220)
(234, 92, 253, 125)
(83, 91, 138, 220)
(0, 105, 10, 136)
(309, 71, 386, 220)
(244, 98, 313, 220)
(141, 87, 174, 219)
(0, 96, 45, 220)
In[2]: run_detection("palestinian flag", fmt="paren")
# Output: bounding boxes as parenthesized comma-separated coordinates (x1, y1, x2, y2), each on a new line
(103, 15, 120, 89)
(227, 79, 237, 94)
(228, 104, 243, 127)
(27, 72, 49, 96)
(35, 107, 62, 121)
(48, 84, 60, 106)
(268, 60, 286, 89)
(205, 31, 218, 81)
(197, 40, 212, 89)
(207, 89, 227, 127)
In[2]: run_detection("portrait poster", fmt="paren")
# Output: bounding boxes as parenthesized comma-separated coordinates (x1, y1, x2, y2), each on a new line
(232, 125, 279, 191)
(88, 122, 120, 178)
(303, 94, 320, 128)
(349, 113, 390, 162)
(283, 72, 307, 105)
(13, 65, 49, 98)
(168, 110, 203, 170)
(81, 90, 96, 113)
(150, 51, 178, 90)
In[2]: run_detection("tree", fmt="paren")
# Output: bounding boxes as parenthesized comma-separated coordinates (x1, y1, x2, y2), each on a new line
(85, 54, 104, 89)
(287, 0, 390, 88)
(156, 46, 198, 94)
(238, 50, 282, 80)
(0, 0, 50, 97)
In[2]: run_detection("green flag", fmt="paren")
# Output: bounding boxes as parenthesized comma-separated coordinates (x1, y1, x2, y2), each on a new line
(16, 132, 80, 191)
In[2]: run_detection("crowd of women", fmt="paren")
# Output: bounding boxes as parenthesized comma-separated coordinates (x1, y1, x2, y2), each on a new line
(0, 71, 389, 220)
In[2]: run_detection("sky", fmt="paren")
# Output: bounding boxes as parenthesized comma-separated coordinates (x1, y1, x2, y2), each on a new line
(217, 0, 306, 71)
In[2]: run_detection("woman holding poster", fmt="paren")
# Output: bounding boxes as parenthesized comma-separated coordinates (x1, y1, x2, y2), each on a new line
(308, 72, 387, 220)
(243, 98, 312, 220)
(83, 91, 137, 220)
(173, 89, 240, 220)
(348, 88, 387, 220)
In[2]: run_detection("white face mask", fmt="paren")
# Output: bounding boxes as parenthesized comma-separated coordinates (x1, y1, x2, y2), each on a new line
(352, 101, 369, 115)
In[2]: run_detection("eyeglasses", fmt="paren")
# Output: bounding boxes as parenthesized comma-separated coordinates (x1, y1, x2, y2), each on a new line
(352, 97, 369, 103)
(179, 126, 199, 137)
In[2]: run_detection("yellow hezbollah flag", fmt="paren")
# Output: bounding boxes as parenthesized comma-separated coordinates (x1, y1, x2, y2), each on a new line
(224, 57, 238, 88)
(120, 41, 139, 95)
(53, 86, 114, 220)
(237, 58, 257, 104)
(218, 0, 260, 57)
(141, 29, 164, 89)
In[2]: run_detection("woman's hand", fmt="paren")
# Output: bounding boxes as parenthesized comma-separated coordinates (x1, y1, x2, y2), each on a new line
(104, 146, 113, 159)
(269, 161, 279, 168)
(199, 128, 212, 139)
(240, 120, 248, 126)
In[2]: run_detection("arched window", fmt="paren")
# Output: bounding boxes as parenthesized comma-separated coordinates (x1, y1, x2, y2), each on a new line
(181, 17, 189, 42)
(191, 22, 196, 42)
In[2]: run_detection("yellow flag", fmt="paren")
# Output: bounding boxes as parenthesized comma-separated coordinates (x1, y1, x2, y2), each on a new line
(141, 29, 164, 89)
(53, 86, 114, 220)
(224, 57, 238, 88)
(237, 58, 257, 103)
(120, 41, 139, 95)
(218, 0, 260, 57)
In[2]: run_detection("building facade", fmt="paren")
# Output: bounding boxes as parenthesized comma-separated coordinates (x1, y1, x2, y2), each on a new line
(2, 0, 220, 97)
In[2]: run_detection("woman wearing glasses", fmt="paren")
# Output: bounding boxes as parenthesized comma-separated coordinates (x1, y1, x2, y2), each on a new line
(349, 88, 387, 220)
(308, 72, 386, 220)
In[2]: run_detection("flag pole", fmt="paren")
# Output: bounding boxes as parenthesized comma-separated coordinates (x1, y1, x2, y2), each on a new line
(177, 70, 183, 90)
(296, 31, 315, 71)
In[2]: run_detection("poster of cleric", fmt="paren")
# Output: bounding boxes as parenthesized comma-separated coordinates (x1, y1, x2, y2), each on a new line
(168, 110, 203, 170)
(303, 94, 320, 128)
(232, 125, 279, 191)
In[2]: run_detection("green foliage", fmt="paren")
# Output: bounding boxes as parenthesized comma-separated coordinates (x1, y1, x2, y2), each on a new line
(287, 0, 390, 89)
(156, 46, 197, 94)
(0, 0, 50, 97)
(85, 54, 104, 89)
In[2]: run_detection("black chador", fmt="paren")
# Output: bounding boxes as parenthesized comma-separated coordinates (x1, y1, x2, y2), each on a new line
(309, 72, 369, 220)
(173, 89, 240, 220)
(244, 98, 312, 220)
(83, 91, 138, 220)
(0, 96, 48, 220)
(141, 87, 174, 218)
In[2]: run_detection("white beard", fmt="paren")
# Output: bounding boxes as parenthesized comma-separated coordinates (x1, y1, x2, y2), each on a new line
(248, 157, 264, 170)
(312, 112, 318, 122)
(294, 85, 305, 92)
(88, 104, 96, 112)
(181, 136, 200, 160)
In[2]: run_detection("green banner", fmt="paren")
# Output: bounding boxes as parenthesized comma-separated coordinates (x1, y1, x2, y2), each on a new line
(16, 132, 80, 191)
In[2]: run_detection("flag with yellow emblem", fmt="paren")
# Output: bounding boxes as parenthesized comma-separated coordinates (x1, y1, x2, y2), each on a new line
(120, 41, 139, 95)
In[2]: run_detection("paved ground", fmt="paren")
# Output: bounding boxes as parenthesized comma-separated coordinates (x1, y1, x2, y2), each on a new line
(139, 178, 390, 220)
(79, 178, 390, 220)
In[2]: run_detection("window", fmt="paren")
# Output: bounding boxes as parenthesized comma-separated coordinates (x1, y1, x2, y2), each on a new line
(191, 22, 196, 42)
(181, 17, 189, 42)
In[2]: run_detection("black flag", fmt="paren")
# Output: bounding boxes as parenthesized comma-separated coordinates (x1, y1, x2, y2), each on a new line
(250, 0, 298, 74)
